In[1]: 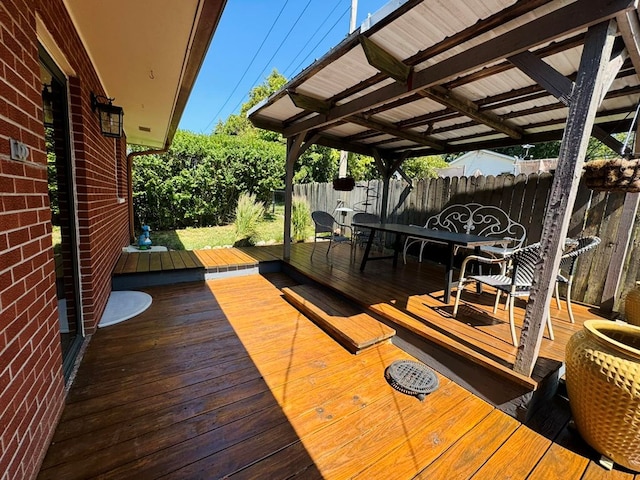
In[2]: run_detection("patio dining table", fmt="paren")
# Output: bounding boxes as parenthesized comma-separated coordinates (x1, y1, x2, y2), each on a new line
(352, 222, 500, 304)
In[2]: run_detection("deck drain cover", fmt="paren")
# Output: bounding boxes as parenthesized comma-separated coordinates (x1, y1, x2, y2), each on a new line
(385, 360, 439, 401)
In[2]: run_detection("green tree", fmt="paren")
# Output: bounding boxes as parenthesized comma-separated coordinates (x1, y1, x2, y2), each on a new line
(401, 155, 448, 179)
(494, 134, 629, 161)
(215, 69, 287, 139)
(133, 131, 284, 230)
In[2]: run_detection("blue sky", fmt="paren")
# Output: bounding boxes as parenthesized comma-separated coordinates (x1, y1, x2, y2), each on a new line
(179, 0, 390, 133)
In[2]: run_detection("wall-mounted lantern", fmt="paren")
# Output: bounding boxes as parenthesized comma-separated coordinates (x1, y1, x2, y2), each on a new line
(90, 92, 124, 138)
(42, 84, 54, 127)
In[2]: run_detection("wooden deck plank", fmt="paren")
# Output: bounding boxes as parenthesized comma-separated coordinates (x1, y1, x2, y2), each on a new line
(148, 252, 163, 271)
(113, 252, 128, 274)
(527, 443, 591, 480)
(352, 391, 494, 479)
(178, 250, 199, 268)
(169, 250, 187, 269)
(414, 409, 519, 479)
(192, 249, 216, 268)
(121, 252, 139, 274)
(237, 245, 281, 262)
(581, 462, 636, 480)
(282, 285, 395, 353)
(159, 251, 174, 270)
(136, 252, 150, 272)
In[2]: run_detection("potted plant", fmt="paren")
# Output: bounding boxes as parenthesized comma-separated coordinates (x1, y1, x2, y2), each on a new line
(332, 177, 355, 191)
(583, 158, 640, 192)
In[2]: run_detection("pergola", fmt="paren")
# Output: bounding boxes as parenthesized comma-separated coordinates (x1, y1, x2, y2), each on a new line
(248, 0, 640, 376)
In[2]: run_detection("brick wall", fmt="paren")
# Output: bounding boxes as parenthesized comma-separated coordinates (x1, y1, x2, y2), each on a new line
(1, 0, 130, 477)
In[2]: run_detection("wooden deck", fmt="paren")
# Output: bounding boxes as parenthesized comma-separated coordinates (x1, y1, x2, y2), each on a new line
(239, 243, 609, 392)
(112, 248, 261, 275)
(38, 271, 636, 479)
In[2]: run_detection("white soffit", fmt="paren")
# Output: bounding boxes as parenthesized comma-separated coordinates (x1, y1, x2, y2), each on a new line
(63, 0, 204, 148)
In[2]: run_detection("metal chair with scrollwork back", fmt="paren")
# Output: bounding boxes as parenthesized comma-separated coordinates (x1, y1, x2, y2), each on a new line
(403, 203, 526, 264)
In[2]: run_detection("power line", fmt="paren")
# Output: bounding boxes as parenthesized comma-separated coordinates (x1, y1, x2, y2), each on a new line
(282, 0, 343, 78)
(227, 0, 314, 118)
(231, 4, 350, 119)
(201, 0, 292, 133)
(288, 6, 350, 78)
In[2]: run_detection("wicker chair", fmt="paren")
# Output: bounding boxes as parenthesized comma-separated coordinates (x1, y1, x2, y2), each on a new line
(452, 243, 554, 347)
(554, 236, 601, 323)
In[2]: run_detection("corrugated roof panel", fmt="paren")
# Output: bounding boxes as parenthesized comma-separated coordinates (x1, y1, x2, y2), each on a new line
(248, 0, 640, 157)
(373, 97, 443, 123)
(296, 46, 378, 100)
(370, 1, 515, 61)
(600, 95, 640, 113)
(324, 123, 370, 136)
(377, 139, 418, 149)
(338, 77, 397, 105)
(360, 133, 395, 144)
(434, 124, 493, 140)
(453, 69, 538, 103)
(420, 1, 575, 70)
(257, 95, 304, 122)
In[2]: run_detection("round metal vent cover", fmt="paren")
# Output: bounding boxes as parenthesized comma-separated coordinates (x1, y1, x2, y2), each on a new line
(385, 360, 439, 401)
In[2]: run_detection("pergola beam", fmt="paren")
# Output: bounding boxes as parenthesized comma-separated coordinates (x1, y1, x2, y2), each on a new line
(283, 0, 635, 138)
(508, 50, 629, 155)
(618, 9, 640, 76)
(359, 36, 412, 83)
(418, 86, 524, 139)
(288, 91, 332, 114)
(348, 114, 445, 150)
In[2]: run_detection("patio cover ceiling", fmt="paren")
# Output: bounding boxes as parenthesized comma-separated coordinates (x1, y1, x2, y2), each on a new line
(62, 0, 226, 149)
(248, 0, 640, 160)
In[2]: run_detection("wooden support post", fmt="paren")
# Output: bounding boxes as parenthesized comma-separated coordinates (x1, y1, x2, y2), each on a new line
(601, 192, 640, 313)
(284, 137, 300, 260)
(283, 133, 320, 260)
(514, 20, 618, 376)
(373, 150, 391, 222)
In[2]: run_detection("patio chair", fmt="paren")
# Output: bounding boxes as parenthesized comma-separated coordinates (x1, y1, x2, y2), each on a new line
(351, 212, 381, 254)
(452, 243, 554, 347)
(311, 210, 352, 261)
(403, 203, 526, 264)
(554, 236, 601, 323)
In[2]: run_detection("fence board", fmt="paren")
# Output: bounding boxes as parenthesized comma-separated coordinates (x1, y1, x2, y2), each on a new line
(500, 175, 515, 214)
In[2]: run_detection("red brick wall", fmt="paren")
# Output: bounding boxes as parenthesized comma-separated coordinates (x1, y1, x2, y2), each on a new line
(1, 0, 130, 477)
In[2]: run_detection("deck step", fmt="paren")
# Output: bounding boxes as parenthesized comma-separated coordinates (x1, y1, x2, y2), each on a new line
(282, 285, 395, 354)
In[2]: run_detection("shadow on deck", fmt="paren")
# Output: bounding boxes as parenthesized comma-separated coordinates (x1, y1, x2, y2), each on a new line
(38, 248, 636, 479)
(112, 242, 612, 422)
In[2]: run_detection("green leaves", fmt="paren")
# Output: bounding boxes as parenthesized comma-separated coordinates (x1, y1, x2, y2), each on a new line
(132, 131, 285, 230)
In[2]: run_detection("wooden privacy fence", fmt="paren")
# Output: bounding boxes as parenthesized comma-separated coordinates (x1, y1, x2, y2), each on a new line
(294, 173, 640, 312)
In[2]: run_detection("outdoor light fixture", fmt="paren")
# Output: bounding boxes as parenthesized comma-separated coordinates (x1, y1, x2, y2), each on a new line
(90, 92, 124, 138)
(42, 84, 54, 127)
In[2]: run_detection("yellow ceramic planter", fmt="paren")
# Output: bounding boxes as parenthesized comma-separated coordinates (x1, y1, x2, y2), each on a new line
(566, 320, 640, 471)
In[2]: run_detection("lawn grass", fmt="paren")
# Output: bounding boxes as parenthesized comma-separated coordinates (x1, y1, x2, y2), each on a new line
(51, 204, 313, 252)
(142, 205, 311, 251)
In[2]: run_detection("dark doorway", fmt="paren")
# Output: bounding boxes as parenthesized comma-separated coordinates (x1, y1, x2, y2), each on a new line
(40, 47, 84, 380)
